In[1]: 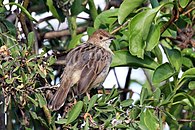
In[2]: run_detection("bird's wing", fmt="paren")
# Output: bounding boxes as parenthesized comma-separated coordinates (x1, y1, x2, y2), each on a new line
(77, 45, 112, 94)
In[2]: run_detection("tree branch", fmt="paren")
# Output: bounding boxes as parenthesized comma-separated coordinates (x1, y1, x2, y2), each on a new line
(43, 26, 87, 39)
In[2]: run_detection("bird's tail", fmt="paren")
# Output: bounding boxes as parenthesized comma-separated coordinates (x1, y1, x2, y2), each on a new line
(48, 78, 71, 111)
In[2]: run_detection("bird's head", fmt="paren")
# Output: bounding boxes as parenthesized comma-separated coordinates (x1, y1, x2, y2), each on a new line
(88, 29, 115, 50)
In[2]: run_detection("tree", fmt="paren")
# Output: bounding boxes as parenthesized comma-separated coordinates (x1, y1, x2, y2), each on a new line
(0, 0, 194, 129)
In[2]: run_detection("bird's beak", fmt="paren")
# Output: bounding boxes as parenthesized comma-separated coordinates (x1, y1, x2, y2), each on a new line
(109, 35, 116, 41)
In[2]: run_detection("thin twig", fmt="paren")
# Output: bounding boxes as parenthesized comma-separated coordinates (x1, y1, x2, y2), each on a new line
(142, 69, 154, 91)
(111, 19, 130, 35)
(113, 68, 121, 88)
(178, 119, 195, 122)
(43, 26, 87, 39)
(36, 85, 59, 90)
(182, 6, 195, 15)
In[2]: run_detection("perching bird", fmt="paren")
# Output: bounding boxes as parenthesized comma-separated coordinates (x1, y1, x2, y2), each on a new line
(48, 29, 115, 111)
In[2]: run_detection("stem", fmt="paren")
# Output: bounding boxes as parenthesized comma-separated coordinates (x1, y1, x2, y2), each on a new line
(121, 67, 131, 100)
(88, 0, 98, 21)
(67, 16, 77, 38)
(113, 68, 121, 89)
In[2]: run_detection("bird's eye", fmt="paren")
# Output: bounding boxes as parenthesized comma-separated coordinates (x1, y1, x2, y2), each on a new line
(99, 36, 103, 40)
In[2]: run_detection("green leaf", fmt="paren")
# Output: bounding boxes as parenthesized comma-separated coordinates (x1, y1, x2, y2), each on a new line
(164, 48, 182, 72)
(6, 2, 37, 22)
(146, 24, 161, 51)
(182, 57, 193, 69)
(153, 88, 161, 101)
(2, 19, 16, 36)
(173, 93, 195, 108)
(152, 63, 175, 84)
(25, 127, 31, 130)
(30, 111, 38, 119)
(46, 0, 60, 20)
(37, 66, 46, 78)
(68, 34, 83, 50)
(189, 81, 195, 90)
(164, 111, 176, 121)
(27, 96, 38, 107)
(87, 94, 98, 112)
(94, 9, 118, 29)
(129, 108, 141, 119)
(153, 45, 163, 64)
(178, 68, 195, 87)
(84, 118, 89, 130)
(179, 0, 189, 8)
(140, 87, 148, 105)
(120, 98, 134, 107)
(106, 87, 119, 101)
(145, 109, 159, 130)
(5, 78, 14, 84)
(71, 0, 86, 16)
(160, 91, 175, 106)
(129, 6, 162, 58)
(6, 37, 19, 57)
(95, 105, 115, 112)
(118, 0, 145, 24)
(66, 101, 83, 124)
(111, 50, 158, 70)
(55, 118, 67, 124)
(35, 93, 47, 108)
(48, 56, 56, 66)
(27, 32, 35, 49)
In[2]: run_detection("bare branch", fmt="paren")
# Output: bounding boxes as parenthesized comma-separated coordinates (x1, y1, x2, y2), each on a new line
(43, 26, 87, 39)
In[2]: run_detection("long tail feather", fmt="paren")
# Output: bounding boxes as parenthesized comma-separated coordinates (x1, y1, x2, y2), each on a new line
(48, 79, 71, 111)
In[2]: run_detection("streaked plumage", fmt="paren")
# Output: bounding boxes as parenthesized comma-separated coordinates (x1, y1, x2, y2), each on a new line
(48, 29, 115, 111)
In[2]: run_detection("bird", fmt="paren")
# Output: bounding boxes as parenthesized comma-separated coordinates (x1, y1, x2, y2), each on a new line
(48, 29, 115, 111)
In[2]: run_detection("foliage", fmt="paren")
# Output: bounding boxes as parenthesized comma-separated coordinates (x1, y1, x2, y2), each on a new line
(0, 0, 195, 129)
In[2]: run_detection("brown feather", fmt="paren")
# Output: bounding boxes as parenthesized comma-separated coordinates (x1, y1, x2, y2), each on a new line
(48, 29, 114, 111)
(48, 77, 71, 111)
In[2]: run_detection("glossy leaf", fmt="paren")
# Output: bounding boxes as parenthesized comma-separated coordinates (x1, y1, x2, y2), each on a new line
(152, 63, 175, 84)
(153, 45, 163, 64)
(27, 32, 35, 49)
(140, 87, 148, 105)
(144, 109, 159, 130)
(66, 101, 83, 124)
(189, 81, 195, 90)
(129, 6, 162, 58)
(182, 57, 193, 69)
(94, 9, 118, 29)
(179, 0, 189, 8)
(118, 0, 145, 24)
(71, 0, 85, 16)
(120, 98, 134, 107)
(111, 50, 158, 70)
(35, 93, 47, 108)
(87, 94, 98, 112)
(48, 55, 56, 66)
(95, 105, 115, 112)
(164, 111, 176, 121)
(146, 24, 161, 51)
(173, 93, 195, 108)
(2, 19, 16, 36)
(46, 0, 60, 20)
(27, 96, 38, 107)
(164, 48, 182, 72)
(178, 68, 195, 86)
(153, 88, 161, 101)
